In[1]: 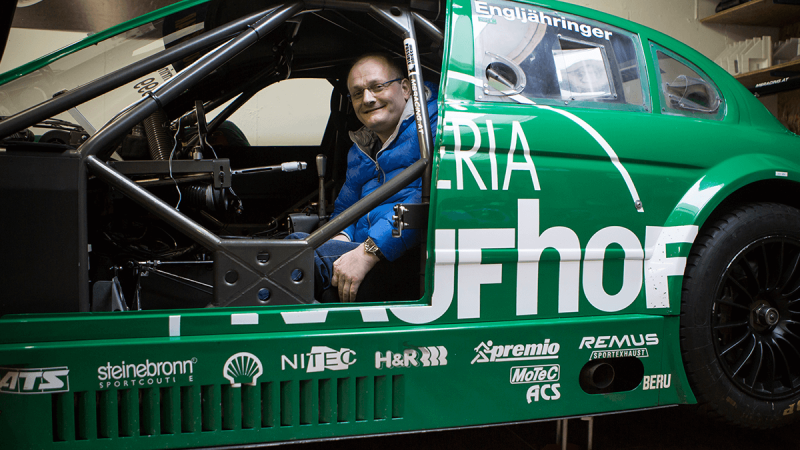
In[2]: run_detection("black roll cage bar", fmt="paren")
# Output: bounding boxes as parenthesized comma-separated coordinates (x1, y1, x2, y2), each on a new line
(0, 1, 443, 307)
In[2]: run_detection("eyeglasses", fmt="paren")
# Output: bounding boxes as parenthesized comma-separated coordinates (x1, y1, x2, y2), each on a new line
(348, 78, 403, 102)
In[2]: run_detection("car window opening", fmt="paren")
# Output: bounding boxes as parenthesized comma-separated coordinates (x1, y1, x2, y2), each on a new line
(0, 3, 442, 313)
(473, 1, 648, 111)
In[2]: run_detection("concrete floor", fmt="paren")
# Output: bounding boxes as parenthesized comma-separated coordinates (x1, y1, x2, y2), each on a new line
(293, 406, 796, 450)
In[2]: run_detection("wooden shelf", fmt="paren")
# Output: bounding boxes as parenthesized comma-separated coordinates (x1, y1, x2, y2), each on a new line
(734, 58, 800, 88)
(700, 0, 800, 27)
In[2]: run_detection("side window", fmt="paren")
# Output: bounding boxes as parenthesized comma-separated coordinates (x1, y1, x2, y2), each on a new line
(652, 46, 724, 120)
(472, 1, 649, 112)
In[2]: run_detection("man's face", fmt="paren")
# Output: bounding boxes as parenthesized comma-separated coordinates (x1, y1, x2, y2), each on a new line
(347, 56, 410, 142)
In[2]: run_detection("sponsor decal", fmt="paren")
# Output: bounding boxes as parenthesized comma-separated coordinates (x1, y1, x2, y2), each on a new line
(296, 208, 695, 327)
(97, 358, 195, 389)
(472, 339, 560, 364)
(526, 383, 561, 403)
(130, 66, 176, 98)
(642, 373, 672, 391)
(375, 346, 448, 369)
(590, 348, 649, 359)
(0, 367, 70, 394)
(510, 364, 560, 384)
(580, 334, 658, 360)
(404, 38, 416, 73)
(784, 401, 800, 416)
(223, 352, 263, 387)
(473, 0, 613, 41)
(403, 38, 426, 134)
(391, 200, 697, 324)
(281, 347, 356, 373)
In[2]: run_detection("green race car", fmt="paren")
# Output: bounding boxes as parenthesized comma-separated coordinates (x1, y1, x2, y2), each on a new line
(1, 0, 799, 448)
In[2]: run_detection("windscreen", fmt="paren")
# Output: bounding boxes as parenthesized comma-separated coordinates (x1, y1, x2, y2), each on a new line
(0, 4, 207, 134)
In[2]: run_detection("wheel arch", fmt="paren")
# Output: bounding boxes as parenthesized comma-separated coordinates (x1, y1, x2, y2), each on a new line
(703, 178, 800, 228)
(664, 154, 800, 232)
(660, 154, 800, 319)
(662, 155, 800, 427)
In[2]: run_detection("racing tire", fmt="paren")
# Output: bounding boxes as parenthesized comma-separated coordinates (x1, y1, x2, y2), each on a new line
(680, 203, 800, 429)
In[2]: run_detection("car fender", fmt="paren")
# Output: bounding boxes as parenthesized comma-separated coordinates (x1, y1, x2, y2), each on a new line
(664, 153, 800, 230)
(652, 155, 800, 408)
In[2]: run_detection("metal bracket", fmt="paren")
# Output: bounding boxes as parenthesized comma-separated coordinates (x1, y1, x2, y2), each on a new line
(108, 159, 232, 188)
(194, 99, 209, 158)
(392, 203, 429, 238)
(369, 5, 414, 37)
(133, 260, 214, 295)
(546, 417, 593, 450)
(213, 239, 315, 307)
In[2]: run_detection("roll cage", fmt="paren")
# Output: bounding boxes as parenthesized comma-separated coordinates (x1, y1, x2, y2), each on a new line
(0, 0, 443, 310)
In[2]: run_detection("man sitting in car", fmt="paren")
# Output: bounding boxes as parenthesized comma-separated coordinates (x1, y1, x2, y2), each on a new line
(293, 52, 438, 302)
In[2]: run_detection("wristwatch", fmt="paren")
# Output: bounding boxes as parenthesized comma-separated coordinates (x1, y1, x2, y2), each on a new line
(364, 237, 385, 260)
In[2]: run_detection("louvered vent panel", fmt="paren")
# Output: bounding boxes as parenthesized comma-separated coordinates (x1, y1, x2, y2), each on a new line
(50, 375, 405, 443)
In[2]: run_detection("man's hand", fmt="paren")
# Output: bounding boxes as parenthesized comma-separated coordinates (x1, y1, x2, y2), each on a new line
(331, 243, 379, 302)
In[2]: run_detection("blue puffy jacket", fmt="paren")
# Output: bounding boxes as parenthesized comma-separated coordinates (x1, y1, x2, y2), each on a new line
(331, 82, 438, 261)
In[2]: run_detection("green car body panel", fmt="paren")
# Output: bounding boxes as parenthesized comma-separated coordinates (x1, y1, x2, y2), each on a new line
(1, 0, 799, 448)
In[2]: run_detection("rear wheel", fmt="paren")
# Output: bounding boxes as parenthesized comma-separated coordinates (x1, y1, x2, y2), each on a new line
(681, 203, 800, 428)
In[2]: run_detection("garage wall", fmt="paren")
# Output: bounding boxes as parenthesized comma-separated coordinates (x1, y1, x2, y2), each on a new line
(561, 0, 778, 59)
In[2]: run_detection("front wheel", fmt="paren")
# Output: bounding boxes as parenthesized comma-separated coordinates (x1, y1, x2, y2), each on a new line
(681, 203, 800, 428)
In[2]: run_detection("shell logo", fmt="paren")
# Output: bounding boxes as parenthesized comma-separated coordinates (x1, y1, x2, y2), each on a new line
(223, 352, 263, 387)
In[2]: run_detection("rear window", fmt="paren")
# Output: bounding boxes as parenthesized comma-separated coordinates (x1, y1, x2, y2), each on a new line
(652, 45, 725, 120)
